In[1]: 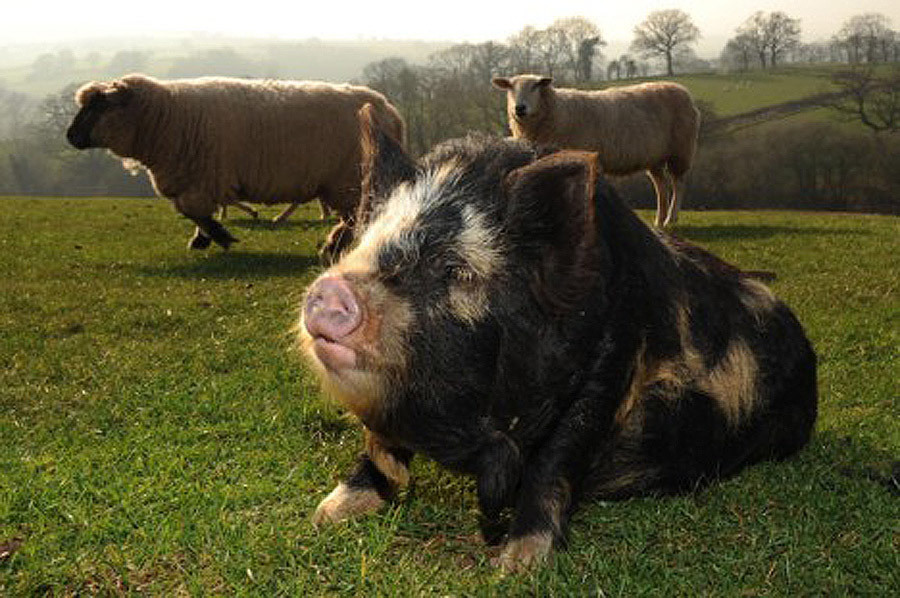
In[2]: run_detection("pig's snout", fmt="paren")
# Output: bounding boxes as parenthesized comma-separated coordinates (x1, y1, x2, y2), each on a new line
(304, 276, 362, 341)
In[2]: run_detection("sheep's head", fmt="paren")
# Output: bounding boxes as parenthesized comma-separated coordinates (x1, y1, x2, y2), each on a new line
(492, 75, 553, 122)
(66, 76, 144, 156)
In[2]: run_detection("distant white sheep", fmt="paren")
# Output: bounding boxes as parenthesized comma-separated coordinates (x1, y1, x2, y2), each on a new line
(493, 75, 699, 227)
(67, 73, 405, 259)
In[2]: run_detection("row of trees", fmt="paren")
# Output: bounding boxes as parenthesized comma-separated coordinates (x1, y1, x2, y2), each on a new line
(722, 12, 900, 71)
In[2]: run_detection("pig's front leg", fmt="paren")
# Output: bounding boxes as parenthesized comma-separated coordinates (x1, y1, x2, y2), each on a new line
(498, 397, 616, 572)
(312, 430, 412, 525)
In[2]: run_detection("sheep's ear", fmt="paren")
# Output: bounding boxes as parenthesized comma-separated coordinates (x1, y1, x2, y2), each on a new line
(107, 81, 134, 106)
(536, 77, 553, 88)
(504, 151, 601, 313)
(357, 103, 417, 228)
(492, 77, 512, 90)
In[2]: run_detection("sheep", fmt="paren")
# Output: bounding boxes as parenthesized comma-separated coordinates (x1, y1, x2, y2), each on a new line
(492, 74, 699, 227)
(66, 73, 405, 260)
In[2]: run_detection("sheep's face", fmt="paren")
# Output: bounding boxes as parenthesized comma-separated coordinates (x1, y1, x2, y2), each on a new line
(492, 75, 552, 122)
(67, 81, 136, 156)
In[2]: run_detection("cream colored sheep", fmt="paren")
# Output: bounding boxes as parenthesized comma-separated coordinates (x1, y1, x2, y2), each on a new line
(492, 75, 699, 227)
(66, 73, 405, 259)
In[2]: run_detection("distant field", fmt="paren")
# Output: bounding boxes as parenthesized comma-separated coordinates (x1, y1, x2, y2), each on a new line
(1, 198, 896, 595)
(675, 67, 837, 116)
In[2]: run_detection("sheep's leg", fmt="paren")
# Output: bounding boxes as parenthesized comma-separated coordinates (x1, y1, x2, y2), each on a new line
(318, 200, 332, 221)
(647, 166, 671, 228)
(188, 216, 239, 250)
(189, 228, 213, 249)
(272, 202, 299, 224)
(232, 202, 259, 219)
(664, 175, 682, 227)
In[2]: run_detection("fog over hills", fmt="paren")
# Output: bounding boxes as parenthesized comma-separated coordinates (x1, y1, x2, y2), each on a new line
(0, 36, 454, 97)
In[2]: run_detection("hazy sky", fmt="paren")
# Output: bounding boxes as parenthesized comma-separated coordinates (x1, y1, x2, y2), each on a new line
(4, 1, 900, 54)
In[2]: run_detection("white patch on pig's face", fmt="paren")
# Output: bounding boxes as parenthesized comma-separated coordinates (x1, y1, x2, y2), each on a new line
(449, 204, 504, 323)
(346, 160, 505, 324)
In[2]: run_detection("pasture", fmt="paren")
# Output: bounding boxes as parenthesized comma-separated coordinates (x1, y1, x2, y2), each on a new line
(1, 198, 897, 595)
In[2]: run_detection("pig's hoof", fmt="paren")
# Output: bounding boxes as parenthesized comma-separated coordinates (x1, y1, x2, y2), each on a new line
(311, 483, 385, 527)
(496, 532, 553, 573)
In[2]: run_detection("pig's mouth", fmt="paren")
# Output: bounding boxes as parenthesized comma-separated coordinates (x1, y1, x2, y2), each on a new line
(311, 334, 358, 373)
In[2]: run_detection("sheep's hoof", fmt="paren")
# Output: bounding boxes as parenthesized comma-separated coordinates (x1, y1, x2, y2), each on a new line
(206, 224, 239, 250)
(189, 233, 212, 249)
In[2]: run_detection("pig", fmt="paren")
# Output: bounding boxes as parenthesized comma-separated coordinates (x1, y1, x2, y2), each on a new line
(297, 108, 818, 571)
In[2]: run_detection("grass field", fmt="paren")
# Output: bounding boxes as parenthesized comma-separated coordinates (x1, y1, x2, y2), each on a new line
(1, 198, 897, 596)
(676, 67, 837, 117)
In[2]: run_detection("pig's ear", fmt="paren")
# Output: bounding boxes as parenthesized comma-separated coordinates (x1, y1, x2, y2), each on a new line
(357, 103, 417, 229)
(504, 151, 602, 313)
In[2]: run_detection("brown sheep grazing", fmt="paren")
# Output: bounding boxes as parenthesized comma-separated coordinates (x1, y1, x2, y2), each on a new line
(66, 74, 405, 260)
(493, 74, 699, 227)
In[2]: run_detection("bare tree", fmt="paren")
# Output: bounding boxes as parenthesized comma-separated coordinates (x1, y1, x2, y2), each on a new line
(630, 9, 700, 76)
(823, 66, 900, 134)
(736, 11, 801, 69)
(606, 59, 620, 81)
(533, 26, 568, 78)
(736, 12, 769, 68)
(721, 32, 756, 71)
(547, 17, 605, 82)
(470, 41, 510, 81)
(507, 26, 542, 74)
(362, 57, 411, 97)
(765, 12, 801, 68)
(836, 14, 895, 64)
(429, 44, 477, 77)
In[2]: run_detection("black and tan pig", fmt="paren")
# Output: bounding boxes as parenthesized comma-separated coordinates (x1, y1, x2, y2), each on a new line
(298, 108, 817, 571)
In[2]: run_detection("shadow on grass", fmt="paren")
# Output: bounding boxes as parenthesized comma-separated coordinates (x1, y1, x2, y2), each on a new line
(226, 217, 334, 233)
(137, 251, 322, 279)
(674, 223, 869, 243)
(814, 430, 900, 497)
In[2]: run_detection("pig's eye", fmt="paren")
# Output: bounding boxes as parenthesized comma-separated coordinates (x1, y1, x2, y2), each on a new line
(379, 262, 407, 287)
(446, 264, 475, 285)
(376, 244, 414, 286)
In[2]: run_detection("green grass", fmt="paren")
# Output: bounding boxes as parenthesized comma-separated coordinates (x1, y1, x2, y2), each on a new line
(676, 68, 838, 117)
(1, 199, 897, 595)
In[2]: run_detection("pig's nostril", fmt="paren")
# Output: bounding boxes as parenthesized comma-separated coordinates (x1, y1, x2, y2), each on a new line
(304, 276, 362, 340)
